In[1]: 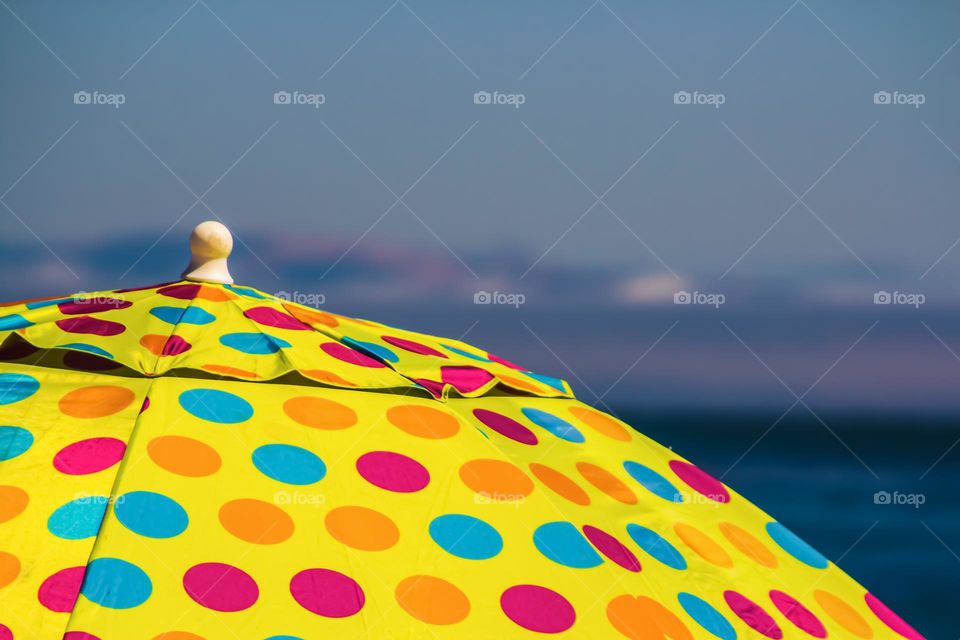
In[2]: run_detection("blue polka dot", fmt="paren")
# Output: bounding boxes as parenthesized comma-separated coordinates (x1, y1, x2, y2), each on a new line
(114, 491, 188, 539)
(25, 297, 71, 309)
(0, 373, 39, 405)
(225, 284, 268, 299)
(47, 496, 109, 540)
(523, 372, 566, 392)
(179, 389, 253, 424)
(521, 408, 584, 443)
(220, 332, 292, 355)
(81, 557, 152, 609)
(429, 514, 503, 560)
(0, 314, 32, 330)
(677, 593, 737, 640)
(623, 461, 683, 502)
(149, 306, 216, 325)
(626, 524, 687, 570)
(253, 444, 326, 485)
(533, 522, 603, 568)
(441, 345, 491, 362)
(265, 637, 303, 640)
(60, 343, 114, 359)
(0, 425, 33, 461)
(766, 521, 828, 569)
(342, 337, 399, 363)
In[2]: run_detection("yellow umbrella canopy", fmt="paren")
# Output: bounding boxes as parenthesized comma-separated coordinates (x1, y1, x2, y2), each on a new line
(0, 224, 923, 640)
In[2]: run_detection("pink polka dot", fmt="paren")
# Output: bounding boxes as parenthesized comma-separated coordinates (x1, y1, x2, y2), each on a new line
(183, 563, 258, 612)
(724, 591, 782, 639)
(58, 299, 131, 314)
(0, 624, 11, 640)
(413, 378, 444, 398)
(321, 343, 385, 368)
(500, 585, 575, 634)
(63, 633, 101, 640)
(290, 568, 364, 618)
(381, 336, 446, 357)
(769, 590, 826, 637)
(157, 284, 202, 299)
(244, 307, 311, 331)
(669, 460, 730, 503)
(37, 566, 85, 612)
(140, 397, 150, 414)
(473, 409, 538, 445)
(356, 451, 430, 493)
(487, 352, 525, 370)
(54, 438, 126, 475)
(56, 317, 125, 336)
(582, 525, 641, 572)
(441, 366, 494, 394)
(160, 336, 191, 356)
(865, 593, 924, 640)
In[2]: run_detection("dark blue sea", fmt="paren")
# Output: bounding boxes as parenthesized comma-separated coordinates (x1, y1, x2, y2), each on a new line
(616, 409, 959, 638)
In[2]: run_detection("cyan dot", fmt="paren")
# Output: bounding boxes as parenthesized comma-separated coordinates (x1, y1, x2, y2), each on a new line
(60, 343, 114, 359)
(253, 444, 325, 485)
(626, 524, 687, 570)
(149, 306, 216, 325)
(179, 389, 253, 424)
(342, 337, 399, 363)
(81, 557, 152, 609)
(429, 514, 502, 560)
(25, 297, 71, 309)
(0, 374, 39, 405)
(522, 371, 566, 392)
(521, 408, 585, 443)
(677, 593, 737, 640)
(220, 332, 291, 355)
(114, 491, 188, 539)
(623, 461, 683, 502)
(0, 314, 32, 330)
(533, 522, 602, 568)
(766, 521, 828, 569)
(47, 496, 109, 539)
(441, 345, 490, 362)
(224, 284, 267, 299)
(0, 425, 33, 461)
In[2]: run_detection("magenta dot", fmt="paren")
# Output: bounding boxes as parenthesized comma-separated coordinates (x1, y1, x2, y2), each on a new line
(381, 335, 447, 358)
(769, 591, 826, 638)
(160, 335, 191, 356)
(54, 438, 126, 475)
(321, 343, 385, 368)
(37, 566, 85, 612)
(0, 624, 11, 640)
(500, 585, 575, 634)
(58, 299, 131, 314)
(140, 397, 150, 414)
(183, 563, 259, 612)
(63, 633, 101, 640)
(669, 460, 730, 503)
(441, 366, 494, 395)
(487, 352, 525, 370)
(413, 378, 444, 398)
(290, 568, 364, 618)
(356, 451, 430, 493)
(865, 593, 924, 640)
(157, 284, 202, 299)
(244, 307, 311, 331)
(582, 525, 641, 572)
(473, 409, 538, 445)
(724, 591, 782, 639)
(56, 317, 126, 336)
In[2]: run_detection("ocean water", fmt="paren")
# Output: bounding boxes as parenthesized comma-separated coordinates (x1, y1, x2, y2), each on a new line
(615, 409, 959, 638)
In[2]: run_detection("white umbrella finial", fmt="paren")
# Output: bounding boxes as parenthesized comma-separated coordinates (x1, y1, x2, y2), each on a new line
(182, 221, 234, 284)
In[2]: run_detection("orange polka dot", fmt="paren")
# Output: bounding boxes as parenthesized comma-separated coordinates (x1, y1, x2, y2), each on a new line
(153, 633, 206, 640)
(674, 523, 732, 568)
(284, 396, 357, 429)
(387, 405, 460, 439)
(0, 551, 20, 588)
(59, 385, 135, 418)
(285, 304, 339, 328)
(719, 522, 777, 568)
(139, 334, 170, 356)
(459, 459, 534, 500)
(195, 286, 236, 301)
(219, 499, 294, 544)
(497, 374, 543, 393)
(201, 364, 259, 379)
(607, 594, 694, 640)
(325, 506, 398, 551)
(396, 575, 470, 625)
(576, 462, 637, 504)
(529, 463, 590, 506)
(569, 406, 632, 441)
(298, 369, 357, 386)
(0, 486, 27, 523)
(814, 590, 873, 638)
(148, 436, 222, 477)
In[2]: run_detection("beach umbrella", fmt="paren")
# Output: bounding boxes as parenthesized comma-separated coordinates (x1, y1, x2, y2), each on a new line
(0, 221, 922, 639)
